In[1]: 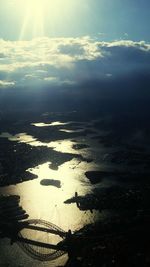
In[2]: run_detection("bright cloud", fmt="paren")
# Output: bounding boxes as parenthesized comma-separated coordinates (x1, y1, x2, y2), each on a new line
(0, 80, 15, 87)
(0, 37, 149, 88)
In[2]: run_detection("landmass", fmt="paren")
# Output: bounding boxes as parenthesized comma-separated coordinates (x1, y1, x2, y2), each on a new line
(72, 144, 89, 150)
(40, 179, 61, 188)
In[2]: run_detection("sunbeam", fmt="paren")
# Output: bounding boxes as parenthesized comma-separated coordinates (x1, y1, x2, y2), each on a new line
(19, 0, 46, 39)
(17, 0, 80, 39)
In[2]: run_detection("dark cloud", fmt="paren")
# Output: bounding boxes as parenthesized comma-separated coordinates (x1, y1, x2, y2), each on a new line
(0, 37, 149, 118)
(0, 53, 6, 58)
(58, 43, 85, 56)
(0, 38, 149, 88)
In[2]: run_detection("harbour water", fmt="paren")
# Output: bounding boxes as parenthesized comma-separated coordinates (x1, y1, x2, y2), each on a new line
(0, 119, 107, 266)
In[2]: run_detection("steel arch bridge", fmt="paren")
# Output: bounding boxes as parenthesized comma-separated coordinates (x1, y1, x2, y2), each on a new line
(16, 219, 67, 262)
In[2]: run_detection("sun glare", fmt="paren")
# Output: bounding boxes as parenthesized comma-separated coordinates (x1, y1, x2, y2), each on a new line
(16, 0, 76, 40)
(19, 0, 48, 39)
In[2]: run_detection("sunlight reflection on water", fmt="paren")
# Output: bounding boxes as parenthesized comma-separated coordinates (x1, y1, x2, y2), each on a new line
(3, 159, 100, 232)
(59, 128, 84, 133)
(31, 121, 71, 127)
(0, 122, 105, 266)
(0, 132, 37, 143)
(0, 131, 101, 231)
(0, 132, 90, 155)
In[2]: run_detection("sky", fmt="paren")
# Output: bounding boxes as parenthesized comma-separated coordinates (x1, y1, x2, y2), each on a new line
(0, 0, 150, 41)
(0, 0, 149, 110)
